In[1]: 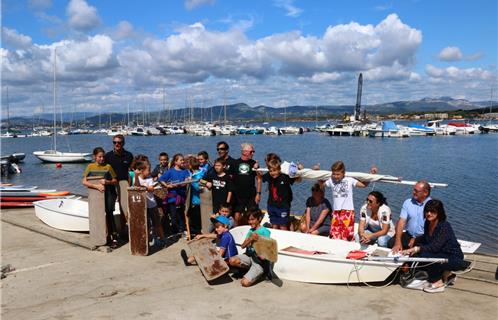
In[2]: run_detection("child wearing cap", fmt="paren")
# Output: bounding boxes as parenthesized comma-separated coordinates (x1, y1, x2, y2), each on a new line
(208, 203, 235, 232)
(181, 215, 238, 265)
(229, 209, 271, 287)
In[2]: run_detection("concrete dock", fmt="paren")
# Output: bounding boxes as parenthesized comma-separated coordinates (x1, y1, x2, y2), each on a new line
(1, 207, 497, 320)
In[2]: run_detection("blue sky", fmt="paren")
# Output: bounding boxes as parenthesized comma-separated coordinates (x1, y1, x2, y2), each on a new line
(2, 0, 497, 116)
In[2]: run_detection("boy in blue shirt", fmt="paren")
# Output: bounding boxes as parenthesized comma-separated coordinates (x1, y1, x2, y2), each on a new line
(181, 215, 238, 265)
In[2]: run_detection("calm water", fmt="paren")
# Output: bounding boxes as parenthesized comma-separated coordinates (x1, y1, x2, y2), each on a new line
(2, 130, 497, 254)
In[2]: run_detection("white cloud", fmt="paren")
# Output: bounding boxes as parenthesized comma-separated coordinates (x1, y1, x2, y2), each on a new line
(426, 64, 493, 80)
(185, 0, 215, 10)
(465, 52, 483, 61)
(274, 0, 303, 18)
(66, 0, 101, 31)
(28, 0, 52, 11)
(1, 28, 32, 49)
(110, 21, 136, 40)
(438, 46, 462, 61)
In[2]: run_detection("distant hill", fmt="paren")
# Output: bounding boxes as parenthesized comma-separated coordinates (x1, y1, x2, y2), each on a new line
(5, 97, 494, 127)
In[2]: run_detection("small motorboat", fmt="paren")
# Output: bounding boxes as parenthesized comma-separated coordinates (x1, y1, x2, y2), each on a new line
(34, 198, 120, 232)
(230, 226, 400, 284)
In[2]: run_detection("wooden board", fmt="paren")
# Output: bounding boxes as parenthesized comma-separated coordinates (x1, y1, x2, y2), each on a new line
(118, 180, 130, 220)
(200, 188, 213, 233)
(253, 236, 278, 263)
(188, 238, 229, 281)
(128, 187, 148, 256)
(87, 176, 107, 247)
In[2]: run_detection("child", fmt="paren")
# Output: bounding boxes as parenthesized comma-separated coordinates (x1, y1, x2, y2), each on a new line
(229, 209, 271, 287)
(208, 203, 235, 232)
(129, 154, 151, 186)
(197, 151, 211, 175)
(321, 161, 375, 241)
(152, 152, 169, 181)
(201, 158, 233, 214)
(82, 147, 119, 249)
(181, 215, 238, 266)
(159, 154, 190, 236)
(187, 156, 204, 236)
(300, 183, 332, 236)
(135, 161, 166, 246)
(259, 158, 295, 230)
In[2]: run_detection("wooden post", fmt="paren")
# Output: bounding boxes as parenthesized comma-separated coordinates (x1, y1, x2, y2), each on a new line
(200, 187, 213, 233)
(128, 187, 148, 256)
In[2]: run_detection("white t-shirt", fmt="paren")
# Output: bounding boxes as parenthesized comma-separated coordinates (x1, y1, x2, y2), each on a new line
(359, 203, 395, 237)
(325, 177, 358, 211)
(138, 176, 157, 208)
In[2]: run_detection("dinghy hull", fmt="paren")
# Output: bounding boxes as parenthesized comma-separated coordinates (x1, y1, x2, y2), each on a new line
(230, 226, 399, 284)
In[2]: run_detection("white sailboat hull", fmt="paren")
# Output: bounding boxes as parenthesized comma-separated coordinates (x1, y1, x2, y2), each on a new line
(34, 198, 120, 232)
(33, 150, 92, 163)
(230, 226, 399, 284)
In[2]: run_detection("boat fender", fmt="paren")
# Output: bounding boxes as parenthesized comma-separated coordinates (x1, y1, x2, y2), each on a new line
(56, 163, 62, 169)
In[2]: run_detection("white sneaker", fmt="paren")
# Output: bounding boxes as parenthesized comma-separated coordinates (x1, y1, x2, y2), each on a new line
(182, 231, 188, 240)
(423, 283, 445, 293)
(404, 279, 428, 290)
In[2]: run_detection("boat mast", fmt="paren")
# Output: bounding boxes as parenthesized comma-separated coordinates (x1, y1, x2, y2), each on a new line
(354, 73, 363, 122)
(53, 48, 57, 151)
(223, 90, 227, 126)
(6, 86, 9, 133)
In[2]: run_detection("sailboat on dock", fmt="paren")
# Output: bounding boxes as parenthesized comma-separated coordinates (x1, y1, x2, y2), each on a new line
(33, 49, 92, 163)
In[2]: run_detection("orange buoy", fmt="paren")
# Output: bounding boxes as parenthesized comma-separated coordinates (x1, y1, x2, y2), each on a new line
(56, 163, 62, 168)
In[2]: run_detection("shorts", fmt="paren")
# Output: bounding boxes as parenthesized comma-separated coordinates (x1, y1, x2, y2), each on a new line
(236, 253, 264, 282)
(330, 209, 355, 241)
(234, 196, 257, 214)
(267, 205, 289, 225)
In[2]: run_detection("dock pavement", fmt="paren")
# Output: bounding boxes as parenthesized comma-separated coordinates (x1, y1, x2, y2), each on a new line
(1, 208, 497, 320)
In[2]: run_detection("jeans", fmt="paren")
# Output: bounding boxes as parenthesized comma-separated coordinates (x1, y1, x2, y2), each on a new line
(355, 229, 392, 247)
(168, 203, 185, 234)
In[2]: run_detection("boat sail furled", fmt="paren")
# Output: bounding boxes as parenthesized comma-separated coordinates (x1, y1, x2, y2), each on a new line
(33, 48, 92, 163)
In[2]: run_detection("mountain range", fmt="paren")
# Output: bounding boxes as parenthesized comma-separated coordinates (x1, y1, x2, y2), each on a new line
(6, 97, 496, 126)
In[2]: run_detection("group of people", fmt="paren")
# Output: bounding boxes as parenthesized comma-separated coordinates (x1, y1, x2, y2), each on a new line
(82, 135, 465, 291)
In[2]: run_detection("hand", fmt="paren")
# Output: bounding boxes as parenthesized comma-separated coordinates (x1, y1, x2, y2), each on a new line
(402, 246, 419, 256)
(206, 182, 212, 189)
(96, 184, 105, 192)
(370, 166, 378, 174)
(312, 163, 320, 170)
(194, 234, 203, 240)
(391, 243, 402, 254)
(99, 179, 106, 185)
(253, 161, 259, 169)
(360, 233, 370, 244)
(255, 193, 261, 204)
(408, 238, 416, 248)
(297, 162, 304, 170)
(210, 214, 217, 219)
(250, 232, 259, 241)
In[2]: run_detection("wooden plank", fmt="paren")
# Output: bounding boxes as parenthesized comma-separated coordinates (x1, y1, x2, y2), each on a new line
(128, 187, 148, 256)
(253, 236, 278, 263)
(188, 238, 229, 281)
(200, 188, 213, 233)
(87, 177, 107, 247)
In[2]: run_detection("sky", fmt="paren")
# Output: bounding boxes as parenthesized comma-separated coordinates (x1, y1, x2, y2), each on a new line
(1, 0, 497, 117)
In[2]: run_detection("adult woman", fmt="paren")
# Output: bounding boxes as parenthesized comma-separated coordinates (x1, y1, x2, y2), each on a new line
(300, 183, 332, 236)
(355, 191, 394, 247)
(402, 199, 464, 293)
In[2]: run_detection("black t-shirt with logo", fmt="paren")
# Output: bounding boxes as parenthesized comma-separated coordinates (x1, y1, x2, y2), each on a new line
(230, 158, 257, 197)
(205, 172, 233, 212)
(262, 172, 295, 209)
(224, 156, 237, 174)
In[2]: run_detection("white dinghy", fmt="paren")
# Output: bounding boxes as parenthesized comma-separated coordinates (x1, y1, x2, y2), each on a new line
(34, 198, 119, 232)
(230, 226, 401, 284)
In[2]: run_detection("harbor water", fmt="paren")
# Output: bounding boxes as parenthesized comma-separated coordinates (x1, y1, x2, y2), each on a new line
(2, 130, 497, 254)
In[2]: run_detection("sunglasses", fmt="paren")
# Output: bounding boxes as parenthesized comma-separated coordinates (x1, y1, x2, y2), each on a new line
(113, 141, 123, 145)
(366, 198, 374, 204)
(217, 147, 227, 151)
(244, 150, 255, 154)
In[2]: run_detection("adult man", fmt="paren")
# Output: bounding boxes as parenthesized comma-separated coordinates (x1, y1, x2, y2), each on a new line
(216, 141, 237, 173)
(105, 134, 133, 234)
(389, 180, 431, 252)
(230, 143, 261, 225)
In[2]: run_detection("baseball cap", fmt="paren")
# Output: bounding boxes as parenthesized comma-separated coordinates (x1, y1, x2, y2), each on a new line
(211, 215, 230, 226)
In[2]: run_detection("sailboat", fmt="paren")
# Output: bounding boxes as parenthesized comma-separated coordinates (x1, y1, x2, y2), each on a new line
(33, 49, 92, 163)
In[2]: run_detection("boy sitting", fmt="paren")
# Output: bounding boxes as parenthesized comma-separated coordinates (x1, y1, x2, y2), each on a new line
(181, 215, 238, 265)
